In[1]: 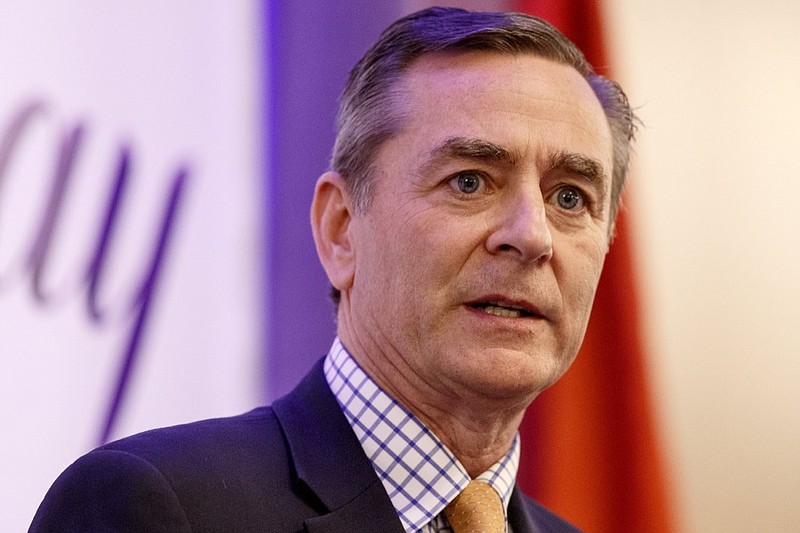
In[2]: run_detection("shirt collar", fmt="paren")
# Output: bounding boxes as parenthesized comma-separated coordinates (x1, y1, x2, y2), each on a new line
(324, 338, 520, 533)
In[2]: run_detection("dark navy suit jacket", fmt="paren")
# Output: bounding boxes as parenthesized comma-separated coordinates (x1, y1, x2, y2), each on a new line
(30, 359, 581, 532)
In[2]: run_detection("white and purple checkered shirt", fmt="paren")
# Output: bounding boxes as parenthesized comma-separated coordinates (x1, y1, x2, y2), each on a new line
(324, 338, 520, 533)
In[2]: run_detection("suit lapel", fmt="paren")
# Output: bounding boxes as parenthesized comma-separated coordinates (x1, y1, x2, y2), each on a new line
(273, 360, 405, 533)
(302, 480, 404, 533)
(508, 485, 583, 532)
(508, 486, 537, 533)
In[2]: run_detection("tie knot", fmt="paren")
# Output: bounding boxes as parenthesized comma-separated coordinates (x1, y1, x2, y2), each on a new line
(445, 480, 505, 533)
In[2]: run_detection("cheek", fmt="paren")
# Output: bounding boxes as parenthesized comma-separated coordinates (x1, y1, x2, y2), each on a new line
(394, 209, 471, 267)
(359, 214, 437, 297)
(359, 198, 488, 304)
(557, 237, 608, 314)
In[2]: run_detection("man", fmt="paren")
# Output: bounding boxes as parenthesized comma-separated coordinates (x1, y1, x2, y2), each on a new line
(30, 7, 635, 532)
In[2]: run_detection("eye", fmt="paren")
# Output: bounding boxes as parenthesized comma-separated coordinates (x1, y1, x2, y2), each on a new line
(555, 186, 585, 211)
(448, 171, 485, 194)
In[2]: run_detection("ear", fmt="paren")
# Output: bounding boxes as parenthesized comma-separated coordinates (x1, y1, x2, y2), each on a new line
(310, 171, 356, 293)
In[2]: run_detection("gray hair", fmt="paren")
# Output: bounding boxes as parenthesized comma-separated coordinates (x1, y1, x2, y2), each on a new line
(329, 7, 637, 304)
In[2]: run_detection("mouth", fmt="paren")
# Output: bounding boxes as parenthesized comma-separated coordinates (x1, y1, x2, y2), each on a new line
(467, 298, 541, 319)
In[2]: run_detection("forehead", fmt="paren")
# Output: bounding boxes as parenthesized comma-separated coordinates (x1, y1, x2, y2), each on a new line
(388, 51, 613, 173)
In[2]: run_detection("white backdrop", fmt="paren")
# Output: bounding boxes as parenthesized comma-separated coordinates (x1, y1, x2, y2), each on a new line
(0, 3, 264, 531)
(607, 1, 800, 531)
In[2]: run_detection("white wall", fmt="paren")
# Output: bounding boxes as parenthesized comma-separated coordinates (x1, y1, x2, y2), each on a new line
(0, 3, 265, 531)
(605, 1, 800, 531)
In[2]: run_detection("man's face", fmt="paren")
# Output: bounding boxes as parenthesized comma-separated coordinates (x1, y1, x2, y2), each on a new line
(344, 52, 614, 405)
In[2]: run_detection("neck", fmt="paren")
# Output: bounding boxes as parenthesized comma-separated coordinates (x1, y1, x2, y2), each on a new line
(419, 402, 526, 477)
(337, 323, 532, 477)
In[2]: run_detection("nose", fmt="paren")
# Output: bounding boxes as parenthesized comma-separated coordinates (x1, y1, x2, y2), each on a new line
(485, 186, 553, 263)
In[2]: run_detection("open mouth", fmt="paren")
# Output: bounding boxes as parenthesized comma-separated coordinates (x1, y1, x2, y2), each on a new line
(469, 301, 536, 319)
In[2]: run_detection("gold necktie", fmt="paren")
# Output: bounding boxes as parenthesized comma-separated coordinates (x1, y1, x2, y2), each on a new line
(445, 480, 505, 533)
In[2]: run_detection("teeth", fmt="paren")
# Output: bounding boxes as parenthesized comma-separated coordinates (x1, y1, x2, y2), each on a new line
(481, 305, 522, 318)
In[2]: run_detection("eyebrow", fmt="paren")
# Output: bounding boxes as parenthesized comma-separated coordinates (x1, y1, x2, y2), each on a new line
(544, 150, 607, 184)
(423, 137, 519, 169)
